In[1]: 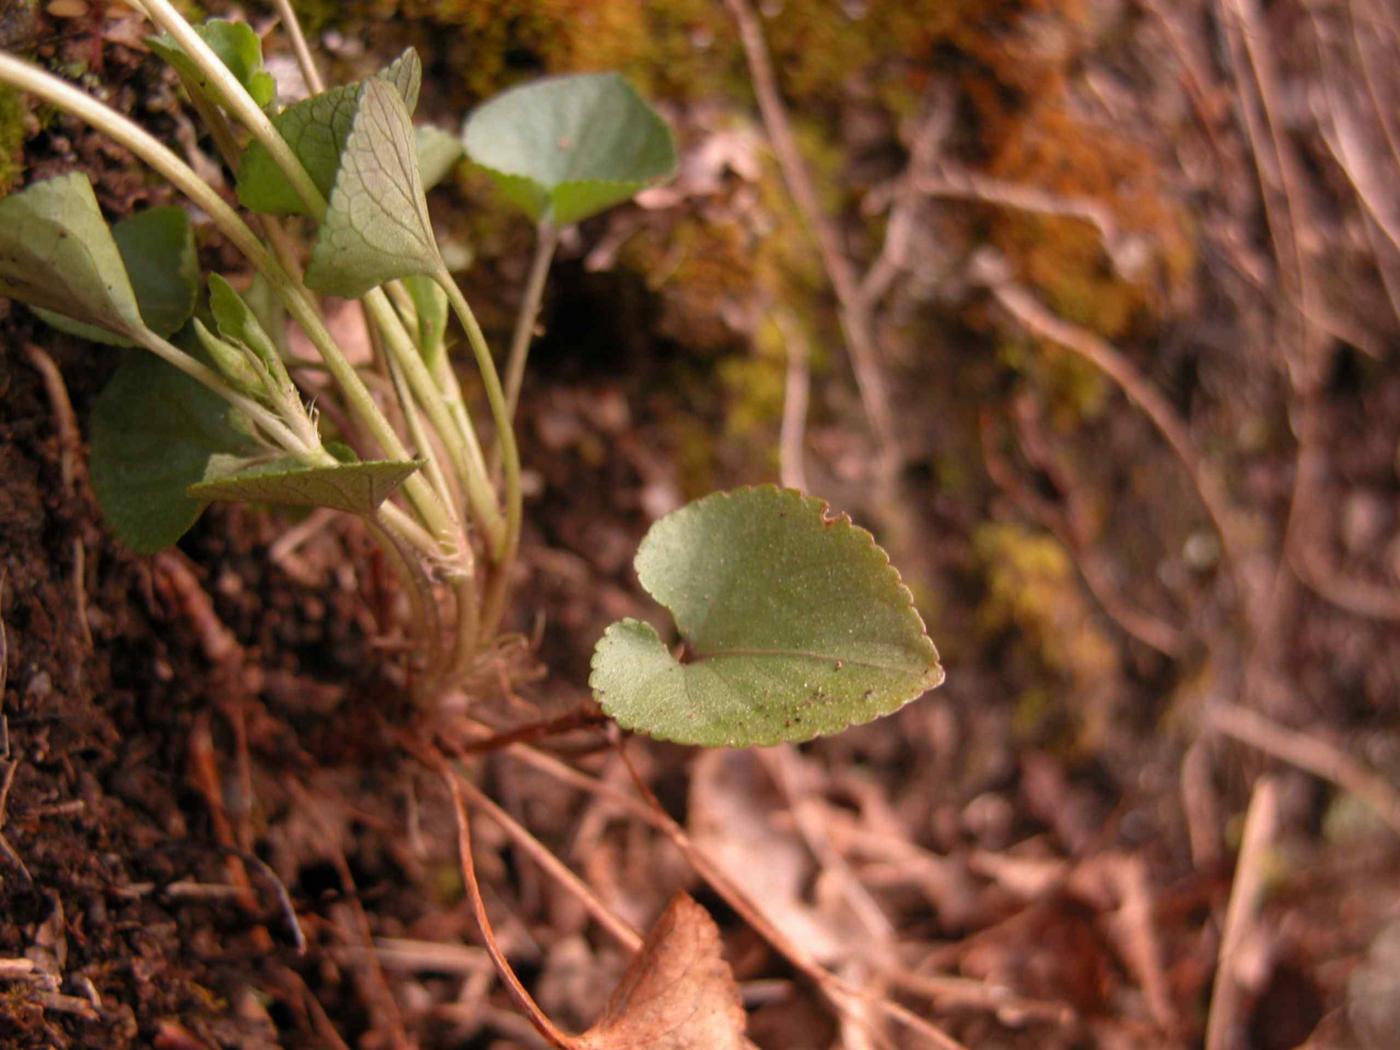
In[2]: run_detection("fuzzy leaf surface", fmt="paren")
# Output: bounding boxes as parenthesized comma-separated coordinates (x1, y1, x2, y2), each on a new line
(304, 77, 441, 298)
(577, 893, 749, 1050)
(188, 457, 420, 515)
(236, 53, 421, 216)
(590, 486, 943, 746)
(462, 72, 676, 225)
(149, 18, 277, 110)
(90, 353, 259, 553)
(0, 173, 143, 340)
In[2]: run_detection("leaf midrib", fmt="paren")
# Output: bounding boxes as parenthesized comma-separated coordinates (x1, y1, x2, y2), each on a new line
(689, 646, 923, 675)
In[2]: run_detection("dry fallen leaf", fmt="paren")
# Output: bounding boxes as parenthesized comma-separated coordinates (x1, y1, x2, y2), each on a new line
(576, 892, 749, 1050)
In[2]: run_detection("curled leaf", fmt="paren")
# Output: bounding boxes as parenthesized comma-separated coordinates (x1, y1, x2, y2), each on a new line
(0, 173, 144, 341)
(236, 50, 422, 217)
(590, 486, 943, 747)
(304, 77, 442, 298)
(577, 893, 749, 1050)
(149, 18, 277, 111)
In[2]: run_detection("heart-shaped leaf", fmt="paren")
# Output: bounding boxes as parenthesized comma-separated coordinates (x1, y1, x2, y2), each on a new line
(0, 173, 144, 341)
(304, 77, 442, 298)
(462, 72, 677, 226)
(90, 352, 260, 553)
(590, 486, 943, 747)
(236, 50, 420, 216)
(149, 18, 277, 111)
(188, 457, 421, 515)
(34, 204, 199, 346)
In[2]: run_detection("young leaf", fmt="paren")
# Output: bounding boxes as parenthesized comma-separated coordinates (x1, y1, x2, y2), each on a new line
(208, 274, 282, 371)
(188, 457, 421, 515)
(90, 352, 260, 553)
(589, 486, 943, 747)
(149, 19, 277, 111)
(402, 273, 448, 366)
(0, 172, 144, 341)
(304, 77, 442, 298)
(462, 72, 677, 226)
(416, 125, 464, 190)
(237, 51, 422, 216)
(576, 893, 749, 1050)
(379, 47, 422, 116)
(33, 204, 199, 346)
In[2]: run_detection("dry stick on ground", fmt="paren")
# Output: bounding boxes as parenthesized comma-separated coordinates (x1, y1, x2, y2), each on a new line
(1206, 700, 1400, 838)
(451, 772, 644, 953)
(1205, 775, 1280, 1050)
(609, 739, 969, 1050)
(984, 271, 1251, 617)
(978, 407, 1187, 658)
(774, 308, 811, 493)
(23, 343, 94, 650)
(723, 0, 900, 480)
(498, 741, 966, 1049)
(438, 761, 579, 1050)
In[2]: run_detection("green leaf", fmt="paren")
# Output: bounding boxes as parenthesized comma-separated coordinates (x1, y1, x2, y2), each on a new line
(149, 18, 277, 110)
(462, 72, 677, 226)
(90, 352, 260, 553)
(208, 274, 280, 369)
(416, 125, 464, 190)
(379, 48, 422, 116)
(188, 457, 421, 515)
(402, 273, 448, 366)
(590, 487, 943, 747)
(0, 173, 144, 341)
(236, 53, 423, 217)
(33, 204, 198, 346)
(111, 206, 200, 336)
(304, 77, 442, 298)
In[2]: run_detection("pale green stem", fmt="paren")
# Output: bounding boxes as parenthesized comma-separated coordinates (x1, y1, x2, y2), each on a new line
(363, 289, 504, 550)
(437, 274, 522, 645)
(134, 329, 319, 458)
(504, 221, 558, 420)
(437, 273, 521, 565)
(445, 576, 481, 684)
(269, 0, 327, 94)
(0, 54, 460, 548)
(385, 346, 464, 545)
(131, 0, 327, 220)
(365, 514, 447, 689)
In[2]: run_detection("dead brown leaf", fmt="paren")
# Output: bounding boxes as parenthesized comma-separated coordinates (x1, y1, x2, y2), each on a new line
(576, 892, 750, 1050)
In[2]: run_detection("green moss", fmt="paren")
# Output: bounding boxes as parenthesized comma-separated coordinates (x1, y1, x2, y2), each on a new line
(0, 85, 25, 197)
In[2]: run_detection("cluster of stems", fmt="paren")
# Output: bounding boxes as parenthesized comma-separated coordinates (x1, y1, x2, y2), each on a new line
(0, 0, 544, 699)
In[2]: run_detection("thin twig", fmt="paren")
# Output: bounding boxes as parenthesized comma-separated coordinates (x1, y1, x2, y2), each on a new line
(724, 0, 900, 475)
(1205, 775, 1280, 1050)
(1206, 700, 1400, 837)
(504, 222, 559, 421)
(984, 271, 1249, 612)
(611, 739, 968, 1050)
(439, 761, 579, 1050)
(452, 773, 643, 952)
(774, 309, 810, 492)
